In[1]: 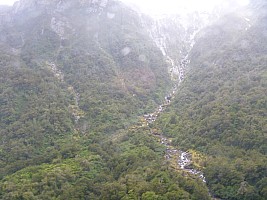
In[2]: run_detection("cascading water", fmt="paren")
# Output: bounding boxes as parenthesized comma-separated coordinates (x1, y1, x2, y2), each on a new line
(141, 15, 207, 182)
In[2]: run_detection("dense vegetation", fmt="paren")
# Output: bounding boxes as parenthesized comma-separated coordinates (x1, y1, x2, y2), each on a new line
(155, 4, 267, 200)
(0, 0, 211, 199)
(0, 0, 171, 175)
(0, 125, 211, 199)
(0, 0, 266, 199)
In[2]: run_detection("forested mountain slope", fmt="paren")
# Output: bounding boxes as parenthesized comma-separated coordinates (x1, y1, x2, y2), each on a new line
(0, 0, 212, 199)
(0, 0, 266, 199)
(0, 0, 172, 176)
(155, 2, 267, 199)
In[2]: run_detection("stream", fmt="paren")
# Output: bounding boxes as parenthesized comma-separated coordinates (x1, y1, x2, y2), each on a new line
(142, 78, 206, 183)
(142, 18, 207, 183)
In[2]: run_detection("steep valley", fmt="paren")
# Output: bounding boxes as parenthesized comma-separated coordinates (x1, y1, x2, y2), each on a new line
(0, 0, 266, 200)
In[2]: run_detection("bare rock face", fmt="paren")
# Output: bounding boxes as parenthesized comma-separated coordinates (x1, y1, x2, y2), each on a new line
(80, 0, 108, 7)
(0, 8, 12, 24)
(50, 16, 73, 39)
(13, 0, 110, 13)
(50, 0, 109, 38)
(13, 0, 56, 13)
(3, 0, 112, 40)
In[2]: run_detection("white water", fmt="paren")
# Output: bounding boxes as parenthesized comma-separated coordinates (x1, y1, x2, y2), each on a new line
(142, 17, 207, 182)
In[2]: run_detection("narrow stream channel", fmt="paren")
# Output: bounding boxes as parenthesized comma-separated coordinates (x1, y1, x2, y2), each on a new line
(142, 71, 206, 183)
(142, 18, 207, 183)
